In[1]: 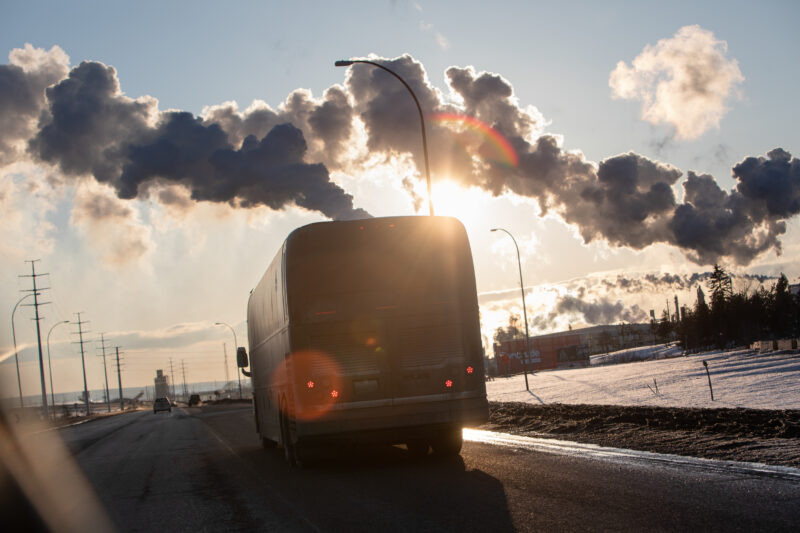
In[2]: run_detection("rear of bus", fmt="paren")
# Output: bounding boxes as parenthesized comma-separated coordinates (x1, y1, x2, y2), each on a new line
(284, 216, 488, 450)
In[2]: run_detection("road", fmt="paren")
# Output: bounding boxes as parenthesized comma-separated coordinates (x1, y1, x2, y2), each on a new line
(54, 404, 800, 532)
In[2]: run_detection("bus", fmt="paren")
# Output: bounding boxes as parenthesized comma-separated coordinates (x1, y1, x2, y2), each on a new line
(237, 215, 488, 465)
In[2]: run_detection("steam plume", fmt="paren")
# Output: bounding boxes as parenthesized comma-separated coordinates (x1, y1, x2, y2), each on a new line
(23, 58, 368, 221)
(1, 45, 797, 265)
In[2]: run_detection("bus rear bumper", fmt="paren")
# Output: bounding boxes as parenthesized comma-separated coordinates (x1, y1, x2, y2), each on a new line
(294, 392, 489, 444)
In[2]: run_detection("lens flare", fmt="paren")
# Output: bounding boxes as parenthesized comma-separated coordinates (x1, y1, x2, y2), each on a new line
(269, 349, 343, 421)
(431, 113, 518, 167)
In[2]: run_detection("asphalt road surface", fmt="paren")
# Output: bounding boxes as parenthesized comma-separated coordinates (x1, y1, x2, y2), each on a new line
(56, 404, 800, 532)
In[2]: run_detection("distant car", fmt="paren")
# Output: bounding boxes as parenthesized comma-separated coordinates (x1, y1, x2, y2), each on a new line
(188, 394, 201, 406)
(153, 397, 171, 413)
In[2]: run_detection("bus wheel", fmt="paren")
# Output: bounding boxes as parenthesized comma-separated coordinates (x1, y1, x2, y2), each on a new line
(280, 407, 297, 467)
(431, 428, 463, 457)
(406, 439, 429, 459)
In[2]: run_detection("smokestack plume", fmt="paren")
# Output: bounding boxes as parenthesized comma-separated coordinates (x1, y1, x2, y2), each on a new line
(1, 46, 798, 265)
(19, 56, 369, 221)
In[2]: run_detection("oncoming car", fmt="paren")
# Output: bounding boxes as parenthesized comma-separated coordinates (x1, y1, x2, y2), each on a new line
(153, 397, 171, 413)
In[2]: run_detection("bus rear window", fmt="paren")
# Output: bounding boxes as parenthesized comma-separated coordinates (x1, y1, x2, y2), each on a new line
(286, 220, 467, 318)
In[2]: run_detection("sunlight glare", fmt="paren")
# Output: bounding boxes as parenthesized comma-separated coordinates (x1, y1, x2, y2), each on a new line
(431, 180, 490, 228)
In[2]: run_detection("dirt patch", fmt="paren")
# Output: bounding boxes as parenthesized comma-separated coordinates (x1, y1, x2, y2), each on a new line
(481, 402, 800, 468)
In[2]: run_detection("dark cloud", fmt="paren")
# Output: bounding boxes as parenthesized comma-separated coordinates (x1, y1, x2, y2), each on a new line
(0, 45, 69, 164)
(734, 148, 800, 219)
(202, 85, 355, 168)
(26, 60, 368, 220)
(3, 48, 798, 263)
(540, 295, 648, 327)
(339, 56, 797, 264)
(602, 271, 774, 293)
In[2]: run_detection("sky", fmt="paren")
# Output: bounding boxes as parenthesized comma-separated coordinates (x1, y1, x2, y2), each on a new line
(1, 0, 799, 400)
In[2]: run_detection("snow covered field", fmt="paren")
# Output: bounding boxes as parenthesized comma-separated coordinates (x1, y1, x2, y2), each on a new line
(486, 348, 800, 410)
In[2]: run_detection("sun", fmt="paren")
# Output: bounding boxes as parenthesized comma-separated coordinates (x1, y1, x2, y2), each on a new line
(430, 180, 490, 228)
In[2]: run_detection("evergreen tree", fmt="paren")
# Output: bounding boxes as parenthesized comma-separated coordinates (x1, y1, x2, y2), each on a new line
(494, 313, 522, 343)
(770, 273, 793, 338)
(707, 264, 733, 311)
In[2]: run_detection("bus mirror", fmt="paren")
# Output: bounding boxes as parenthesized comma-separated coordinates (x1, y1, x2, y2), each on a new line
(236, 347, 249, 368)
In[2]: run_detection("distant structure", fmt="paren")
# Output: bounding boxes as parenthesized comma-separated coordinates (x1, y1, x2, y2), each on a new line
(154, 369, 170, 399)
(492, 323, 652, 376)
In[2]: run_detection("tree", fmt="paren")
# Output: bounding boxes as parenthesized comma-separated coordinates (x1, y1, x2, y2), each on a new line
(656, 309, 673, 342)
(770, 273, 793, 338)
(707, 264, 732, 311)
(494, 313, 522, 343)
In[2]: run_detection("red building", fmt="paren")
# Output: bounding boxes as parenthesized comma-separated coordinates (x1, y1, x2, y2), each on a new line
(493, 332, 588, 375)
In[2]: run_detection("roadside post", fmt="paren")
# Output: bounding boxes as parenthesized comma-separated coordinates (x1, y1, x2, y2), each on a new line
(702, 360, 714, 401)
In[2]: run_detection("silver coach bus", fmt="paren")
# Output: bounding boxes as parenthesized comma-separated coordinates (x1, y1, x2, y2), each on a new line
(237, 216, 488, 465)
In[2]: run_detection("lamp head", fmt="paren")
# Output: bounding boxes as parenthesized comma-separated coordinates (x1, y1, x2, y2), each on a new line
(335, 60, 354, 67)
(490, 228, 499, 232)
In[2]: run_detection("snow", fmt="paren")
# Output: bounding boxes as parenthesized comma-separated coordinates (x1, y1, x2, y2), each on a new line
(590, 344, 684, 366)
(486, 348, 800, 410)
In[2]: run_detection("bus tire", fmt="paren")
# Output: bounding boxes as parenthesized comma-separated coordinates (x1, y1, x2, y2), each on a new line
(279, 403, 297, 467)
(431, 428, 463, 457)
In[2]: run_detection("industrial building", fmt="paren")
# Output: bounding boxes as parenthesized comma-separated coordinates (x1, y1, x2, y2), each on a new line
(154, 369, 170, 399)
(492, 323, 652, 376)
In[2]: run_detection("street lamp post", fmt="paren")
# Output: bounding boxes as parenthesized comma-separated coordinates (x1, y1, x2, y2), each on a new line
(11, 294, 34, 408)
(491, 228, 531, 391)
(215, 322, 241, 398)
(47, 320, 70, 416)
(335, 58, 434, 216)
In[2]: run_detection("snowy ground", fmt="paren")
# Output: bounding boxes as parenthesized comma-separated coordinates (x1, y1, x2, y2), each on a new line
(486, 347, 800, 410)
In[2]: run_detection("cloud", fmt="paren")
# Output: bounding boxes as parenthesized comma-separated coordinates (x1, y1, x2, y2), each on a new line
(548, 295, 648, 325)
(107, 321, 231, 351)
(609, 25, 744, 139)
(0, 165, 60, 259)
(70, 182, 155, 266)
(342, 55, 796, 265)
(0, 44, 69, 165)
(1, 47, 796, 266)
(669, 148, 800, 265)
(24, 56, 368, 221)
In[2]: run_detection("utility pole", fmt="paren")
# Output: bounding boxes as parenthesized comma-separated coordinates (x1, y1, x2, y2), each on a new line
(97, 333, 111, 412)
(72, 313, 91, 416)
(223, 343, 230, 387)
(114, 346, 124, 412)
(169, 357, 176, 399)
(181, 359, 188, 399)
(11, 293, 34, 408)
(20, 260, 51, 418)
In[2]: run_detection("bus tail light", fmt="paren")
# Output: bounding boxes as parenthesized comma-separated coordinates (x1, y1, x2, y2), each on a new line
(330, 389, 339, 399)
(307, 380, 315, 389)
(445, 379, 453, 388)
(466, 366, 474, 374)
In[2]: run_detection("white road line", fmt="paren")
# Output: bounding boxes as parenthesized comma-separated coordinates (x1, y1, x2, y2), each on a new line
(463, 428, 800, 482)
